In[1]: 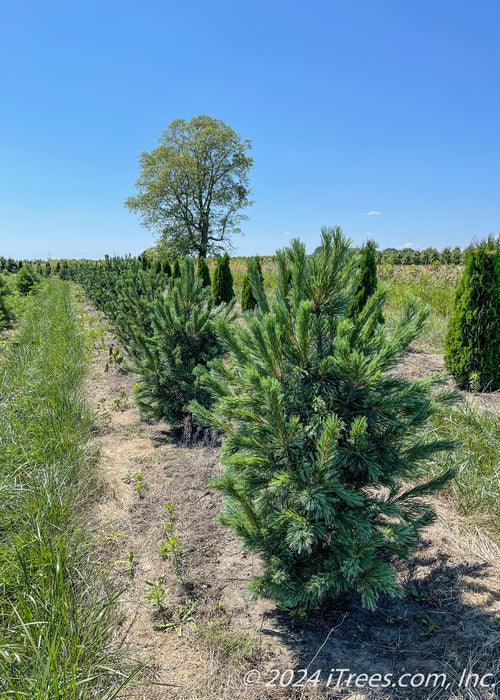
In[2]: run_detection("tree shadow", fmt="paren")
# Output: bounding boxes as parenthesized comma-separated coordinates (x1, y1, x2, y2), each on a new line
(257, 540, 500, 698)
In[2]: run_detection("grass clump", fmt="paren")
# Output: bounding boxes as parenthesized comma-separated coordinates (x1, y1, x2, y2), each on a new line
(427, 403, 500, 540)
(0, 279, 138, 698)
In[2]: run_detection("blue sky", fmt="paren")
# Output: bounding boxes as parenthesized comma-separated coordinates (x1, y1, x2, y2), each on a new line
(1, 0, 498, 259)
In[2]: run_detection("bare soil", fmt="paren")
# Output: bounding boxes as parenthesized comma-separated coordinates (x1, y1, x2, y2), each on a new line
(81, 306, 500, 700)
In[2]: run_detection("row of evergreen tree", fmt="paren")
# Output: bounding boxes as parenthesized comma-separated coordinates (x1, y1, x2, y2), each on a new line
(62, 229, 499, 614)
(16, 231, 498, 613)
(375, 245, 464, 265)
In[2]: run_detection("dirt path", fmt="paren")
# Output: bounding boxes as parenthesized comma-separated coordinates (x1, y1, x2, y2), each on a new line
(82, 307, 500, 699)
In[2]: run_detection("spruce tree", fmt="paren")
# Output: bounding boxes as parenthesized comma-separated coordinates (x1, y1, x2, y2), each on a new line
(192, 228, 457, 611)
(241, 257, 263, 312)
(212, 254, 234, 304)
(126, 258, 235, 426)
(444, 237, 500, 391)
(172, 258, 181, 278)
(196, 256, 211, 288)
(349, 239, 379, 319)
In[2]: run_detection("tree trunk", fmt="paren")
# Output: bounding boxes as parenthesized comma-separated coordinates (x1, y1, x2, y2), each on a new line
(199, 213, 209, 258)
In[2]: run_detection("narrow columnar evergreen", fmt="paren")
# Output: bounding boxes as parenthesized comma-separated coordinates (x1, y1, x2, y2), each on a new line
(162, 258, 172, 276)
(444, 236, 500, 390)
(192, 227, 457, 611)
(196, 256, 212, 288)
(212, 253, 234, 304)
(172, 258, 182, 278)
(350, 239, 379, 319)
(241, 257, 263, 312)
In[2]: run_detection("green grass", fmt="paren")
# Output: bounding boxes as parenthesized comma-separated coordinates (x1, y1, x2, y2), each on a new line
(220, 259, 459, 347)
(0, 280, 139, 698)
(379, 263, 460, 352)
(427, 403, 500, 540)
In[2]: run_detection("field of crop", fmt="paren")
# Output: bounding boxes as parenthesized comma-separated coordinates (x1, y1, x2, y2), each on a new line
(0, 260, 498, 699)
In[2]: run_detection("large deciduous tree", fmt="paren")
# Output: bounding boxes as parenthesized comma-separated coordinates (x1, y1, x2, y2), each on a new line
(125, 115, 253, 259)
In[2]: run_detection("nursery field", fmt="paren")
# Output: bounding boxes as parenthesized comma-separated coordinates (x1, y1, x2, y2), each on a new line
(0, 255, 499, 699)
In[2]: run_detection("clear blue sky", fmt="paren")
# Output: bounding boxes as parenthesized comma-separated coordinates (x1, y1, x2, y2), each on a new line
(1, 0, 498, 259)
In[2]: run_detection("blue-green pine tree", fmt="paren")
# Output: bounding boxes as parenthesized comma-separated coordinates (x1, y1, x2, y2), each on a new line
(126, 258, 235, 426)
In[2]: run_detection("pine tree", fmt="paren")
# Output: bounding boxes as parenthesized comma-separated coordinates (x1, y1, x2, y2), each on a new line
(349, 239, 379, 319)
(444, 236, 500, 391)
(126, 258, 235, 426)
(16, 265, 40, 295)
(196, 256, 211, 288)
(241, 257, 263, 312)
(172, 259, 181, 279)
(212, 254, 234, 304)
(192, 227, 457, 611)
(0, 274, 12, 328)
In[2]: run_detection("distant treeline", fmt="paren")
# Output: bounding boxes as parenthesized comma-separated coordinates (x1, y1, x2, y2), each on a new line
(1, 245, 465, 273)
(373, 246, 464, 265)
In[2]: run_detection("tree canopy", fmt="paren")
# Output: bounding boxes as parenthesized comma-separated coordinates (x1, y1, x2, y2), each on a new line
(125, 115, 253, 259)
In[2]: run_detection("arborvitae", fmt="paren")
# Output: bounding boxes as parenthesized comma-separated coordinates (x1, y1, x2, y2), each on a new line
(192, 227, 457, 611)
(154, 259, 162, 274)
(59, 260, 70, 280)
(212, 253, 234, 304)
(162, 259, 172, 276)
(172, 259, 181, 278)
(125, 258, 235, 426)
(444, 237, 500, 391)
(196, 256, 211, 288)
(349, 239, 379, 318)
(55, 261, 61, 275)
(44, 262, 51, 277)
(241, 257, 263, 312)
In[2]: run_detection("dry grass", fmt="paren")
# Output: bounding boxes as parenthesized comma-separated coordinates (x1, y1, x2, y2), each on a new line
(80, 296, 500, 700)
